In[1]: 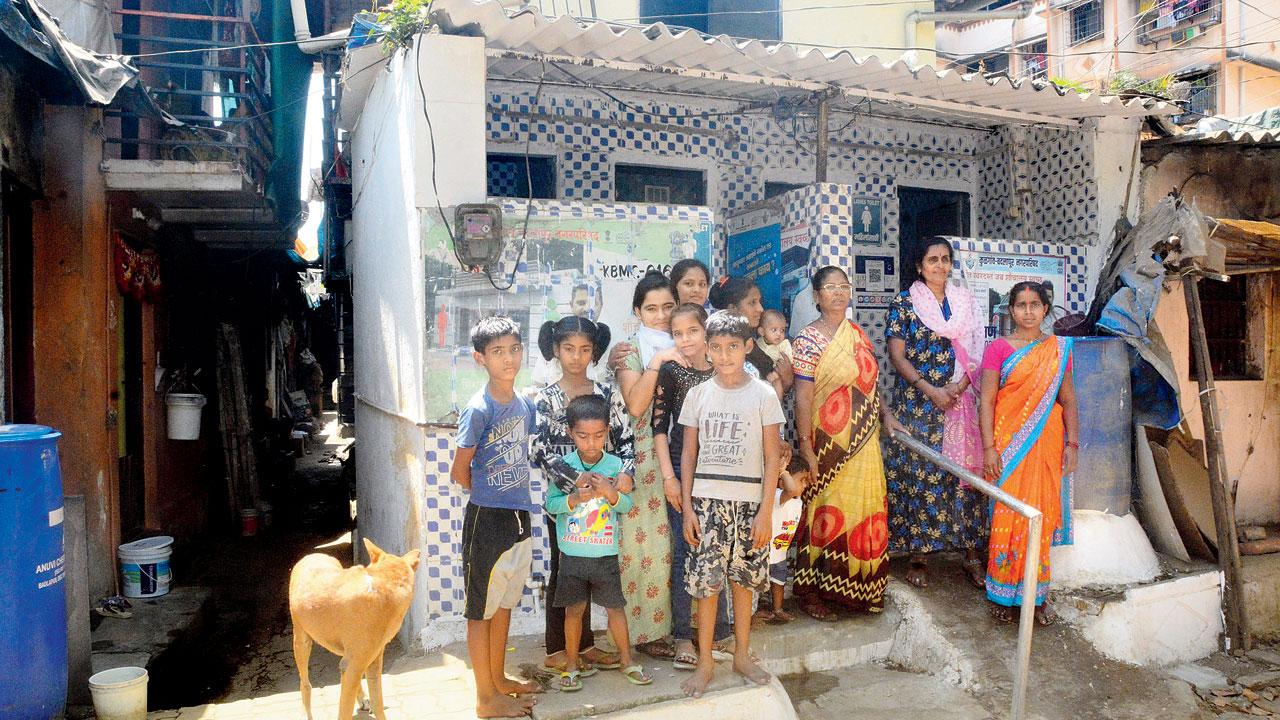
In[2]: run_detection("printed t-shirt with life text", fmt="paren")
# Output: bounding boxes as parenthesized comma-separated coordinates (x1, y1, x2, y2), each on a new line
(456, 388, 538, 511)
(678, 375, 785, 504)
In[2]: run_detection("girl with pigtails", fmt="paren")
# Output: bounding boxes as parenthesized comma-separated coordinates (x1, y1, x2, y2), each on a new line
(530, 316, 636, 675)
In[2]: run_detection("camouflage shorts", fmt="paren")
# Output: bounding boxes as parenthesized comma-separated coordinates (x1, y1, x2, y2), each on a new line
(684, 497, 769, 599)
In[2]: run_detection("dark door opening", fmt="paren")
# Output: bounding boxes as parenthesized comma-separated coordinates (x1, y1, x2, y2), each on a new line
(898, 186, 971, 290)
(2, 174, 35, 423)
(119, 280, 146, 539)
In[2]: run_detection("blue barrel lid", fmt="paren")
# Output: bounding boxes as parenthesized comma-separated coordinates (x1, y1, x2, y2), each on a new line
(0, 424, 61, 443)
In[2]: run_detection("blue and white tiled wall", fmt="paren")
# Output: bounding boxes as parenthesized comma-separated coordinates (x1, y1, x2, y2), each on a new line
(411, 84, 1101, 621)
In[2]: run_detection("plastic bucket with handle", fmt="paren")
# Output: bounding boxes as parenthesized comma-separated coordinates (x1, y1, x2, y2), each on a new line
(165, 393, 206, 440)
(118, 536, 173, 598)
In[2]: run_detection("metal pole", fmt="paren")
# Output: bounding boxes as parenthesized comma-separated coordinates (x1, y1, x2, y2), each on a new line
(815, 95, 829, 183)
(891, 430, 1040, 720)
(1011, 514, 1041, 720)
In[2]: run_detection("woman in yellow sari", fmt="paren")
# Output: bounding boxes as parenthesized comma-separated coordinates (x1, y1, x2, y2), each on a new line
(980, 281, 1079, 625)
(792, 267, 905, 619)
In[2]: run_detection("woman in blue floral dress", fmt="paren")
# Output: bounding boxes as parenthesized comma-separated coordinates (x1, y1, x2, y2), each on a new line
(883, 238, 988, 589)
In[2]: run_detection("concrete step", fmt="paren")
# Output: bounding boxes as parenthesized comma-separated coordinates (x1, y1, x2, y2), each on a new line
(90, 586, 214, 675)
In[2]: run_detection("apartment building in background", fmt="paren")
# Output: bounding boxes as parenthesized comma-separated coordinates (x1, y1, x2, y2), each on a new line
(937, 0, 1280, 124)
(503, 0, 943, 65)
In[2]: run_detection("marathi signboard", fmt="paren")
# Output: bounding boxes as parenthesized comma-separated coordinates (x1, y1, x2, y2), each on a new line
(422, 205, 714, 420)
(727, 205, 784, 310)
(780, 222, 810, 318)
(954, 250, 1067, 339)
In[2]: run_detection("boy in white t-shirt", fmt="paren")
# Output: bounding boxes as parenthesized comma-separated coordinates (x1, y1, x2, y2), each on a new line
(677, 311, 785, 699)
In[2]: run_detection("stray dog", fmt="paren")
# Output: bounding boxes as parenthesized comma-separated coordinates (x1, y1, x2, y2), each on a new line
(290, 539, 421, 720)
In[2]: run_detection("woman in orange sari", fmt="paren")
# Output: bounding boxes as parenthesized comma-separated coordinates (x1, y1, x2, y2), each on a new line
(793, 267, 905, 619)
(980, 281, 1079, 625)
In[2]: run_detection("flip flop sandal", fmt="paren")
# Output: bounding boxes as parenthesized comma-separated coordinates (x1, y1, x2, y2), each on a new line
(636, 640, 676, 660)
(577, 661, 599, 678)
(673, 652, 698, 671)
(559, 670, 583, 693)
(584, 650, 621, 670)
(988, 605, 1016, 624)
(621, 664, 653, 686)
(768, 609, 795, 624)
(963, 559, 986, 590)
(906, 559, 929, 588)
(801, 599, 837, 622)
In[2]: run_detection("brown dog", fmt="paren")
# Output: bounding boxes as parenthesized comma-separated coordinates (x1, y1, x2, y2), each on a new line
(289, 538, 421, 720)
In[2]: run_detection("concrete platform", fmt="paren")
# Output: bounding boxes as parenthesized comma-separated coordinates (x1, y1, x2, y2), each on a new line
(91, 586, 213, 675)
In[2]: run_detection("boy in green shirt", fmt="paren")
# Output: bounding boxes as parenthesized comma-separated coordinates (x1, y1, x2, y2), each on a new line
(545, 395, 653, 691)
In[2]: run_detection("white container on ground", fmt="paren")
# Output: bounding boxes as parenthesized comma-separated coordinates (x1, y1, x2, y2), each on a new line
(118, 536, 173, 598)
(89, 666, 148, 720)
(165, 393, 206, 440)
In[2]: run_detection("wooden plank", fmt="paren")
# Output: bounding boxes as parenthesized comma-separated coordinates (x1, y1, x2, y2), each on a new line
(1184, 275, 1252, 653)
(1134, 425, 1191, 561)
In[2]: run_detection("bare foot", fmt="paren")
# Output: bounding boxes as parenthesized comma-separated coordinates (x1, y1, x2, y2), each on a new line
(582, 647, 619, 667)
(682, 664, 715, 698)
(769, 608, 794, 624)
(733, 655, 771, 686)
(496, 675, 543, 695)
(476, 693, 536, 718)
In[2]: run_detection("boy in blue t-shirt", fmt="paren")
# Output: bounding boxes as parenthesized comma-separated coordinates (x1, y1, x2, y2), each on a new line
(545, 395, 652, 691)
(451, 315, 541, 717)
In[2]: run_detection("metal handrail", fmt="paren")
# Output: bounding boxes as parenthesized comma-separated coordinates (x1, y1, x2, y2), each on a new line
(890, 430, 1042, 720)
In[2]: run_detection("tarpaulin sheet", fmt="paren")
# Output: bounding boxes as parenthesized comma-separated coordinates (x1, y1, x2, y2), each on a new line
(1, 0, 132, 104)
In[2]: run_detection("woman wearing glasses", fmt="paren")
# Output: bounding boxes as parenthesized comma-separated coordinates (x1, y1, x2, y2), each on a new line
(791, 266, 903, 620)
(884, 237, 988, 590)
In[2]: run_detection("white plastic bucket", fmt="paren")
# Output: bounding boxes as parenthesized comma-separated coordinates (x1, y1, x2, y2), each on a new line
(89, 666, 148, 720)
(165, 393, 207, 440)
(118, 536, 173, 598)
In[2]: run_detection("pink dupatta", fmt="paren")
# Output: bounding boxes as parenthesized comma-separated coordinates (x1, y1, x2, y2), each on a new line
(909, 280, 985, 477)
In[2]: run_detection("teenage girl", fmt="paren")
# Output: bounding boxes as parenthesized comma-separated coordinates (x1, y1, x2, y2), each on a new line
(531, 316, 635, 673)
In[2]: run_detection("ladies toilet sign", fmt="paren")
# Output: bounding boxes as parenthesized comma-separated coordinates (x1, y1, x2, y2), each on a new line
(851, 197, 882, 245)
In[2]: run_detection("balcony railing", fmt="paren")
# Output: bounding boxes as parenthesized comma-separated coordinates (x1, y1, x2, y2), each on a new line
(1136, 0, 1221, 45)
(106, 7, 273, 192)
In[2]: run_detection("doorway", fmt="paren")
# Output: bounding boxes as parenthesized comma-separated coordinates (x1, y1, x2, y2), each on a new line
(119, 266, 146, 539)
(897, 186, 971, 290)
(2, 174, 35, 423)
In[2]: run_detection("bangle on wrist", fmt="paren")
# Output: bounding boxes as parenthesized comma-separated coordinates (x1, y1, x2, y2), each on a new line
(1065, 440, 1079, 449)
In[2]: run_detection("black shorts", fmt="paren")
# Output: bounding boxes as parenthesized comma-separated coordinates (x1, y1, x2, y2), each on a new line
(553, 554, 625, 610)
(462, 503, 533, 621)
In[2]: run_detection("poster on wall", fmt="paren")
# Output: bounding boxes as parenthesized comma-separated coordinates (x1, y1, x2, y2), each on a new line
(727, 205, 784, 310)
(780, 222, 810, 318)
(954, 250, 1067, 339)
(422, 204, 714, 420)
(853, 254, 897, 310)
(850, 197, 883, 245)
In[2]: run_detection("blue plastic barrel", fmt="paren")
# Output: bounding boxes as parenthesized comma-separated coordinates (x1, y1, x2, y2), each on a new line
(0, 425, 67, 719)
(1071, 339, 1133, 514)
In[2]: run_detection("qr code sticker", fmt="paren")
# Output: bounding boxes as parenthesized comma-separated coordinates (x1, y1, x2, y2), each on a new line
(867, 267, 883, 286)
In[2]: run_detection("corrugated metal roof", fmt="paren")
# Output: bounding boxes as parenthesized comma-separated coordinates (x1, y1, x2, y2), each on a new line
(1146, 107, 1280, 147)
(429, 0, 1172, 125)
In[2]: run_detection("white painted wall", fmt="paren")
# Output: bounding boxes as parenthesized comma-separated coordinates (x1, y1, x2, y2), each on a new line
(1086, 115, 1143, 298)
(349, 34, 488, 650)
